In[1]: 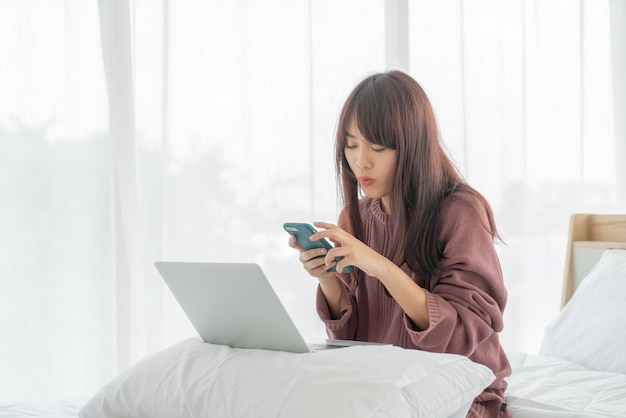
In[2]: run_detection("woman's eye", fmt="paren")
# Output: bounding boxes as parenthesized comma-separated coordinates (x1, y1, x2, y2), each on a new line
(372, 146, 386, 152)
(345, 143, 357, 149)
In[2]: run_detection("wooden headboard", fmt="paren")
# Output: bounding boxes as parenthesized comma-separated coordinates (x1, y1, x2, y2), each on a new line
(562, 214, 626, 308)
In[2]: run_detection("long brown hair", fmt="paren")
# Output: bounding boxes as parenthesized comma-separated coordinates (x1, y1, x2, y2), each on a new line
(335, 70, 499, 276)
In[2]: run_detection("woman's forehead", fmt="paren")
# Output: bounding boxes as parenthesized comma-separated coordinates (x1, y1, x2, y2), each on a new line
(345, 119, 371, 141)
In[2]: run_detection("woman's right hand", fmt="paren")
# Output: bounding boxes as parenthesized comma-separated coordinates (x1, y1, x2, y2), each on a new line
(288, 235, 338, 282)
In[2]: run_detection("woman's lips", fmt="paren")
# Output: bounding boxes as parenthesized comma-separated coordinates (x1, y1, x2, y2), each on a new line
(359, 176, 374, 187)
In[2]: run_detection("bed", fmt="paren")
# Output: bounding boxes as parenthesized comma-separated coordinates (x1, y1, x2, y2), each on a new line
(2, 213, 625, 418)
(504, 213, 626, 417)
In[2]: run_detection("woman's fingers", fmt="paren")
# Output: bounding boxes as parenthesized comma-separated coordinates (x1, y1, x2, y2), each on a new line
(313, 221, 336, 230)
(299, 248, 327, 263)
(311, 222, 349, 244)
(289, 235, 306, 251)
(288, 226, 338, 279)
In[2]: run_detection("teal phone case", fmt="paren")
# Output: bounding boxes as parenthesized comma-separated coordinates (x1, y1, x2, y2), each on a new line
(283, 223, 353, 273)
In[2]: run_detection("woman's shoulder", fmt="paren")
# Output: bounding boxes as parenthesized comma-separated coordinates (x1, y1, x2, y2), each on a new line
(440, 188, 491, 227)
(442, 188, 484, 210)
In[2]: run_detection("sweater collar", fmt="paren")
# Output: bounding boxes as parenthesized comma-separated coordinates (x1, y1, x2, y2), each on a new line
(371, 198, 392, 225)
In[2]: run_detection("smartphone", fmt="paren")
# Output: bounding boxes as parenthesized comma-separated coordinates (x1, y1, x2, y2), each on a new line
(283, 222, 353, 273)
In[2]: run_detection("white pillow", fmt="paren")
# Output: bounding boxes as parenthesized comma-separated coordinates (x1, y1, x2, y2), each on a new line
(540, 249, 626, 374)
(80, 338, 494, 418)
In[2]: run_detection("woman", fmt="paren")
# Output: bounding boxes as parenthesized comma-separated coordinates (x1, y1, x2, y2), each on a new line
(289, 70, 511, 417)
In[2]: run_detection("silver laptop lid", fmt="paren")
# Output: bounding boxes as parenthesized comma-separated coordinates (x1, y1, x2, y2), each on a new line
(155, 262, 311, 353)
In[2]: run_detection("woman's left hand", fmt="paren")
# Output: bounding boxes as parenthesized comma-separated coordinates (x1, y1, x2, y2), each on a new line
(311, 221, 392, 279)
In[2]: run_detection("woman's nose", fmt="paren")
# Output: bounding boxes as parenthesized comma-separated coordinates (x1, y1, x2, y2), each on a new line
(356, 149, 372, 169)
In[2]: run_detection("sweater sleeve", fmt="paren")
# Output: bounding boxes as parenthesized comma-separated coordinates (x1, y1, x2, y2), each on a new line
(404, 194, 507, 357)
(315, 283, 358, 339)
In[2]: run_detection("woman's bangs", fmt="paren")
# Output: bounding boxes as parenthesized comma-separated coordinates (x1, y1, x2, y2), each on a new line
(353, 86, 398, 149)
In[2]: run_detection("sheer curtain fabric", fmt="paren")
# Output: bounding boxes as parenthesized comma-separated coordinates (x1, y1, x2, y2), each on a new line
(0, 0, 623, 400)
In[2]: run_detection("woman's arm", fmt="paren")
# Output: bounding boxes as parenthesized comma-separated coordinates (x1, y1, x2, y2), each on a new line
(373, 261, 430, 330)
(317, 274, 344, 320)
(405, 196, 507, 355)
(287, 234, 344, 319)
(311, 222, 431, 330)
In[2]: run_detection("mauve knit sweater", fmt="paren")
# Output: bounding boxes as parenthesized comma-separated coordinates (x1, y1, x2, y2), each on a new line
(316, 193, 511, 417)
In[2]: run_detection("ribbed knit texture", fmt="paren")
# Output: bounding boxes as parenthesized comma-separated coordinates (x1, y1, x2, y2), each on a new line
(316, 193, 511, 417)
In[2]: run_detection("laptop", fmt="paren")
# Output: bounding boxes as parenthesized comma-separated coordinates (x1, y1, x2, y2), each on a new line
(154, 261, 381, 353)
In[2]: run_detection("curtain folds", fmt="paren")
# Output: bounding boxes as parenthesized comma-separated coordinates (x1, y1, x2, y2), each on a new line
(0, 0, 622, 400)
(98, 0, 143, 372)
(610, 0, 626, 208)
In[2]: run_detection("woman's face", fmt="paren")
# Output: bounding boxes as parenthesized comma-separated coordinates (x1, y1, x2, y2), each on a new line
(344, 119, 397, 214)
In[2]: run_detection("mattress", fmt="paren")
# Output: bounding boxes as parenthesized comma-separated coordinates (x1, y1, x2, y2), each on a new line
(506, 352, 626, 417)
(0, 398, 83, 418)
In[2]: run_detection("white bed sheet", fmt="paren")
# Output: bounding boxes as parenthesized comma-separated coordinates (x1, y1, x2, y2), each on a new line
(0, 398, 83, 418)
(506, 352, 626, 417)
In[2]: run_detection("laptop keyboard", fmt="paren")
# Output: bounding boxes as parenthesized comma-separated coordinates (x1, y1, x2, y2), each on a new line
(307, 342, 347, 352)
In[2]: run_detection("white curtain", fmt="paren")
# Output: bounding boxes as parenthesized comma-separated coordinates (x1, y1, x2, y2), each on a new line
(410, 0, 623, 356)
(0, 0, 623, 401)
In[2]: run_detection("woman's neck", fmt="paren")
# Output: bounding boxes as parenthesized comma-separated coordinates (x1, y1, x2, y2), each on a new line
(380, 196, 392, 215)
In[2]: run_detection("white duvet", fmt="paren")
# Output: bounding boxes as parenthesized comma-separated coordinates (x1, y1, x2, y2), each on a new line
(506, 352, 626, 417)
